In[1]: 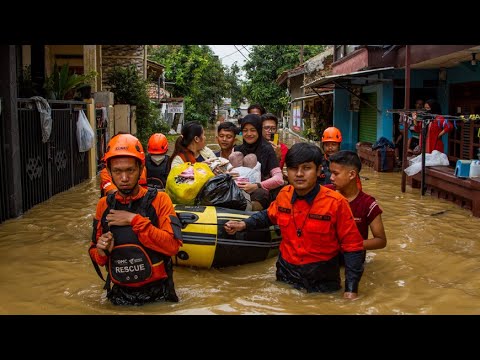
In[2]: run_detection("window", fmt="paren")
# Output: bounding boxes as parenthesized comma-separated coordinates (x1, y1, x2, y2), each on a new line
(333, 45, 360, 62)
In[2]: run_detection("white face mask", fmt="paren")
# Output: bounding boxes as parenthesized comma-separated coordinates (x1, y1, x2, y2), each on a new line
(151, 155, 166, 165)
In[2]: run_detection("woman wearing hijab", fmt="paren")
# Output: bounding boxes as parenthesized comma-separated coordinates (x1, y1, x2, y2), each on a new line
(233, 114, 284, 210)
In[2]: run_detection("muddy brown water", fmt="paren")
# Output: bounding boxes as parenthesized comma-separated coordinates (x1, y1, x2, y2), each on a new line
(1, 126, 479, 314)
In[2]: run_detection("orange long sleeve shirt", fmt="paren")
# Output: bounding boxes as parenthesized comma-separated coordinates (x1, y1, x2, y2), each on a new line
(89, 186, 182, 267)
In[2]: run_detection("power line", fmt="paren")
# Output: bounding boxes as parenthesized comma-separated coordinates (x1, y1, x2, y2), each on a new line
(241, 45, 251, 54)
(234, 45, 249, 61)
(220, 49, 240, 60)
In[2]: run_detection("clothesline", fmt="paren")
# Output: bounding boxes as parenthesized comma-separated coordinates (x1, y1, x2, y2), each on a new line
(387, 109, 480, 122)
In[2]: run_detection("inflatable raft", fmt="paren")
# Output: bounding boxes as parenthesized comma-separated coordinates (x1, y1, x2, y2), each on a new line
(174, 204, 281, 268)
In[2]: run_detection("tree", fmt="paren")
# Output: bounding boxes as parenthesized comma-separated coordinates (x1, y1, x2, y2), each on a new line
(224, 63, 245, 109)
(243, 45, 325, 115)
(148, 45, 231, 126)
(104, 64, 164, 146)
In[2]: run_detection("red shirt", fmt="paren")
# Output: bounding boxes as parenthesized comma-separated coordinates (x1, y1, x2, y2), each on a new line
(324, 185, 382, 240)
(349, 191, 382, 240)
(426, 116, 453, 153)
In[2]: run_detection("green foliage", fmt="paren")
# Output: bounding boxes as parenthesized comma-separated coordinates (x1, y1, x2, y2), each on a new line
(148, 45, 241, 126)
(18, 64, 37, 97)
(44, 63, 96, 100)
(224, 63, 245, 109)
(104, 65, 146, 105)
(105, 64, 167, 145)
(243, 45, 325, 115)
(303, 127, 320, 141)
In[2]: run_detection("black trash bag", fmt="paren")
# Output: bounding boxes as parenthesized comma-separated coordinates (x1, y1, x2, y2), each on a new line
(195, 174, 247, 210)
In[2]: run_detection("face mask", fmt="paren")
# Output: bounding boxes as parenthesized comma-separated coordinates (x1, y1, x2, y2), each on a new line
(151, 155, 166, 165)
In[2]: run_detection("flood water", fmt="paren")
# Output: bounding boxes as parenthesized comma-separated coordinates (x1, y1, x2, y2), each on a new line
(1, 125, 479, 314)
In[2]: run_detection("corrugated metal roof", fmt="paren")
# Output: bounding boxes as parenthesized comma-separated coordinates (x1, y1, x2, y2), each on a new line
(290, 91, 333, 102)
(302, 66, 395, 88)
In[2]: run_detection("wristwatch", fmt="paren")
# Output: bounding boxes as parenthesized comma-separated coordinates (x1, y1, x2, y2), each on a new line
(256, 182, 262, 189)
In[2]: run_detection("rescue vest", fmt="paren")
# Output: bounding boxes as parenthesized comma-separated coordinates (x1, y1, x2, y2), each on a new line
(272, 186, 344, 264)
(101, 188, 172, 287)
(145, 154, 170, 189)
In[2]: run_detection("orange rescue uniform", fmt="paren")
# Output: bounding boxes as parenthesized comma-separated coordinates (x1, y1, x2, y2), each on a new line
(268, 185, 364, 265)
(89, 186, 182, 284)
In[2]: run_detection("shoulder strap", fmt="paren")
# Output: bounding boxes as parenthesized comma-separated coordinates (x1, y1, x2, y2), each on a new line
(89, 244, 107, 283)
(138, 187, 158, 217)
(106, 192, 116, 209)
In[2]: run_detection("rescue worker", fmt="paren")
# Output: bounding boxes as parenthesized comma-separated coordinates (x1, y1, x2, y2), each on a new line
(99, 132, 147, 197)
(89, 133, 183, 306)
(318, 126, 342, 186)
(145, 133, 170, 189)
(224, 142, 365, 299)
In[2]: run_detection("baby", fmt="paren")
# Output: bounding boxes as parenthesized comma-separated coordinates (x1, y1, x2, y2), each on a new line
(228, 151, 261, 184)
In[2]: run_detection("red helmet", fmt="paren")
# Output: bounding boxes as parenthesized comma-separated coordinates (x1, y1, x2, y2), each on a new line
(104, 134, 145, 165)
(322, 127, 342, 143)
(147, 133, 168, 155)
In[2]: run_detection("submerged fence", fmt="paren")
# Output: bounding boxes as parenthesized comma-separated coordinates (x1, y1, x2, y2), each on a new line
(0, 99, 90, 223)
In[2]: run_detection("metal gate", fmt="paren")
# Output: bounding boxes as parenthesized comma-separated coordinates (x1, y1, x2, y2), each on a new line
(17, 99, 89, 214)
(95, 107, 108, 172)
(0, 98, 9, 223)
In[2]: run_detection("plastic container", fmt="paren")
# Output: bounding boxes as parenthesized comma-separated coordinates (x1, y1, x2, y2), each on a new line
(470, 160, 480, 178)
(455, 160, 472, 178)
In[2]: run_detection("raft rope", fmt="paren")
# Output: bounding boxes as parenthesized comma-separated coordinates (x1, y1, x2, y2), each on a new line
(180, 220, 274, 232)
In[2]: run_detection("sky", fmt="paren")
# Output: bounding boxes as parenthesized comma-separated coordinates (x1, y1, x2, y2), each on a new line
(209, 45, 251, 69)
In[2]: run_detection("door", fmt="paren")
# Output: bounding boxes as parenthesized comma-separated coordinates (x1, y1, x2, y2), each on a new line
(358, 92, 377, 143)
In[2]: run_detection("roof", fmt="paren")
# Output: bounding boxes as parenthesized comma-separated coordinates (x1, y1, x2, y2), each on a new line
(290, 91, 333, 103)
(147, 59, 165, 80)
(302, 66, 395, 88)
(276, 64, 305, 85)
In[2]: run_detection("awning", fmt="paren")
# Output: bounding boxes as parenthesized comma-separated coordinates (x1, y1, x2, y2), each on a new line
(301, 67, 395, 114)
(302, 66, 395, 89)
(290, 91, 333, 102)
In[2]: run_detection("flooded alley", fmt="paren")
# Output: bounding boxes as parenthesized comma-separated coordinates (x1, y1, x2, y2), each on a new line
(1, 127, 479, 315)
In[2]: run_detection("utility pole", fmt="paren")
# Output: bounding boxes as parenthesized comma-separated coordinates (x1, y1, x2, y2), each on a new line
(300, 45, 304, 64)
(401, 45, 410, 193)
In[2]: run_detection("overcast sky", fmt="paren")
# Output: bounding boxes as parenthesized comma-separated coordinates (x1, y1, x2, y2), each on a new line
(209, 45, 251, 68)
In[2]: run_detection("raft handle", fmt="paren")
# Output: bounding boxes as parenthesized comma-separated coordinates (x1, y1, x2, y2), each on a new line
(177, 212, 200, 228)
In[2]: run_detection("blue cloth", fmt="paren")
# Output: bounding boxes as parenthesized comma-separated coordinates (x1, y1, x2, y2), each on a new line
(372, 137, 395, 171)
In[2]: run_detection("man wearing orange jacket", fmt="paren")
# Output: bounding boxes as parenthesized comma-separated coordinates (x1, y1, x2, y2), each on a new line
(318, 126, 342, 186)
(224, 142, 364, 299)
(89, 134, 183, 306)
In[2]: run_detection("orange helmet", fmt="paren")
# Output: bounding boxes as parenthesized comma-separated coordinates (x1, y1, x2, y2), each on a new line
(322, 127, 342, 143)
(104, 134, 145, 165)
(147, 133, 168, 154)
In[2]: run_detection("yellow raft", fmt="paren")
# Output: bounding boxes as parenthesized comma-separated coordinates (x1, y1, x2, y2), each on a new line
(174, 204, 281, 268)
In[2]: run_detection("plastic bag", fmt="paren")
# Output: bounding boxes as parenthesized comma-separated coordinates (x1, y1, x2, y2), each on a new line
(404, 150, 449, 176)
(165, 162, 214, 205)
(76, 110, 95, 152)
(195, 174, 248, 210)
